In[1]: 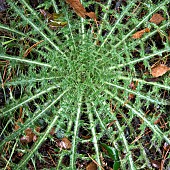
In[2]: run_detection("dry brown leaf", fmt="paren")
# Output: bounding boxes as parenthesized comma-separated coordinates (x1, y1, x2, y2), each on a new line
(35, 126, 41, 133)
(163, 142, 170, 151)
(86, 162, 97, 170)
(154, 117, 161, 125)
(86, 12, 97, 20)
(132, 28, 150, 39)
(58, 137, 72, 149)
(20, 128, 37, 145)
(129, 81, 137, 90)
(66, 0, 97, 20)
(128, 81, 138, 101)
(20, 136, 29, 145)
(150, 13, 165, 25)
(151, 160, 161, 169)
(151, 64, 170, 77)
(49, 127, 56, 135)
(14, 118, 23, 131)
(128, 93, 135, 101)
(25, 128, 35, 143)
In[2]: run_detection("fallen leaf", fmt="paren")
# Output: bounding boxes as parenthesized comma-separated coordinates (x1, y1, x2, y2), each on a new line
(58, 137, 72, 150)
(151, 64, 170, 77)
(33, 135, 38, 142)
(20, 136, 30, 145)
(49, 127, 56, 135)
(151, 160, 161, 169)
(65, 0, 97, 20)
(40, 9, 67, 30)
(128, 93, 135, 101)
(35, 126, 41, 133)
(132, 28, 150, 39)
(150, 13, 165, 25)
(25, 128, 35, 143)
(154, 117, 161, 125)
(128, 81, 138, 101)
(20, 128, 37, 145)
(129, 81, 137, 90)
(86, 162, 97, 170)
(14, 118, 23, 131)
(86, 12, 97, 20)
(163, 142, 170, 151)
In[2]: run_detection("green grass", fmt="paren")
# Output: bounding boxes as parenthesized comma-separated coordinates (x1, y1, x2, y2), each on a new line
(0, 0, 170, 169)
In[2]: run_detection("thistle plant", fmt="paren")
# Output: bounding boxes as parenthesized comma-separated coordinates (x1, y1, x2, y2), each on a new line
(0, 0, 170, 169)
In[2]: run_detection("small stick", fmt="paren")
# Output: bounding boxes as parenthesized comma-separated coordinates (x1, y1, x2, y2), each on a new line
(87, 153, 105, 170)
(47, 151, 57, 167)
(160, 145, 170, 170)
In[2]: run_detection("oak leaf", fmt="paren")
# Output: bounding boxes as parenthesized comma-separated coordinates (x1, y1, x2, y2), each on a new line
(151, 64, 170, 77)
(150, 13, 165, 25)
(66, 0, 97, 20)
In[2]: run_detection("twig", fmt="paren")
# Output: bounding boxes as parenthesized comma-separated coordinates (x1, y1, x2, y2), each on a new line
(87, 153, 104, 170)
(47, 151, 57, 167)
(160, 145, 170, 170)
(23, 40, 44, 58)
